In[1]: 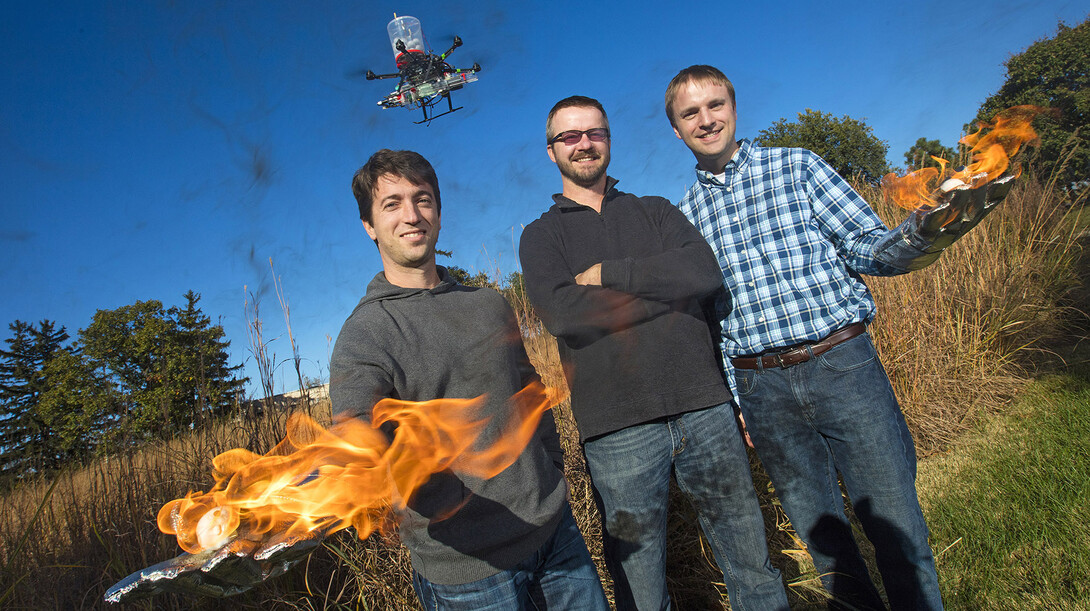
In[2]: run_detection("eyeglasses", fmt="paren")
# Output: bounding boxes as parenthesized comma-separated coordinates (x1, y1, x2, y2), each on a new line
(548, 128, 610, 146)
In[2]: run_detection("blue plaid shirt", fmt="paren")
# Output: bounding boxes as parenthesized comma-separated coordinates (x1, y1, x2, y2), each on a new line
(677, 140, 907, 394)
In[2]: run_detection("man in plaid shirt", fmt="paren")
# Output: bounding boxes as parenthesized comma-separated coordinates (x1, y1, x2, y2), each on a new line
(665, 65, 943, 610)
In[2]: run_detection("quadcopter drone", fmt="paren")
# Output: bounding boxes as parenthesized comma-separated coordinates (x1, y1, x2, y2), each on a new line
(363, 15, 481, 124)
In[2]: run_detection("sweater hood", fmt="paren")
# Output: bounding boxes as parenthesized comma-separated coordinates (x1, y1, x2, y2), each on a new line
(359, 265, 458, 307)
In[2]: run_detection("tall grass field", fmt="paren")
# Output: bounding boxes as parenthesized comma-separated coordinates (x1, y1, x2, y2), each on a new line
(1, 176, 1085, 609)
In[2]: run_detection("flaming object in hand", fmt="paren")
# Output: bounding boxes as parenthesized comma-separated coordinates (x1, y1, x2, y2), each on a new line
(104, 382, 565, 603)
(874, 105, 1052, 271)
(882, 105, 1048, 209)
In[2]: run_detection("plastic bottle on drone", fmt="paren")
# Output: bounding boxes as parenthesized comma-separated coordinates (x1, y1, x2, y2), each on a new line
(387, 15, 425, 68)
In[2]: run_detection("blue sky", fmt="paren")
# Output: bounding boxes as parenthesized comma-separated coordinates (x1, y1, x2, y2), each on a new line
(2, 1, 1086, 395)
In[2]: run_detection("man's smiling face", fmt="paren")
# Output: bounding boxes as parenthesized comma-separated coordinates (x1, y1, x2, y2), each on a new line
(669, 79, 739, 173)
(547, 105, 611, 189)
(363, 172, 440, 276)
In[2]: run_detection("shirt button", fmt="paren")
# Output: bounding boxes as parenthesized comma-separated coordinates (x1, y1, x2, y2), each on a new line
(732, 216, 739, 222)
(759, 317, 765, 322)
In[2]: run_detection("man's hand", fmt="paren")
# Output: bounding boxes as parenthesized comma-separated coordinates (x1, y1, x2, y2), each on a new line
(735, 408, 754, 449)
(875, 173, 1016, 272)
(104, 527, 327, 603)
(574, 263, 603, 286)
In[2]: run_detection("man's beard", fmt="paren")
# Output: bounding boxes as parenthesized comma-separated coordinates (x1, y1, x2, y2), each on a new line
(559, 151, 609, 187)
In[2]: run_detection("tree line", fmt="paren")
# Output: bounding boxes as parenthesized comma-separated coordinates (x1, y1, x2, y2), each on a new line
(755, 18, 1087, 191)
(0, 290, 245, 484)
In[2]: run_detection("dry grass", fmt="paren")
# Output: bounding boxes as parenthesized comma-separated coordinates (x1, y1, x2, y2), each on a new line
(0, 177, 1082, 609)
(865, 178, 1084, 453)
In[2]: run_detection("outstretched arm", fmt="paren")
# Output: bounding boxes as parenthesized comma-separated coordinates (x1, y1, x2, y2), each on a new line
(872, 174, 1015, 271)
(105, 322, 393, 604)
(804, 153, 905, 276)
(807, 153, 1015, 275)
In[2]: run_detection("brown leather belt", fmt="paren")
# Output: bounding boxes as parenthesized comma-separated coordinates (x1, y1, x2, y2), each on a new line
(730, 322, 866, 370)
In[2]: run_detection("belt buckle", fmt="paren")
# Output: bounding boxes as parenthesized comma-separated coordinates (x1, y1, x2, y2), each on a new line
(775, 353, 788, 369)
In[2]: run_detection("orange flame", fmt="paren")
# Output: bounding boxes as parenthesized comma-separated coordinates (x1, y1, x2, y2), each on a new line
(882, 105, 1050, 210)
(157, 381, 566, 554)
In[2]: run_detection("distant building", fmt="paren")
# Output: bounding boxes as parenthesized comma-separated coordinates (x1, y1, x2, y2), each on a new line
(281, 383, 329, 402)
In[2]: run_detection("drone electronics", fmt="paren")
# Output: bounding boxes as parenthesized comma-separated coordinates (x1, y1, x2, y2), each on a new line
(364, 15, 481, 124)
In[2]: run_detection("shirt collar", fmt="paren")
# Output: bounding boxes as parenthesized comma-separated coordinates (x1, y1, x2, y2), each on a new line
(551, 176, 619, 209)
(695, 139, 752, 186)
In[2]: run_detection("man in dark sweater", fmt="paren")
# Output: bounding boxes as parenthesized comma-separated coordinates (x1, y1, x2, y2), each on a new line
(519, 97, 788, 611)
(331, 149, 607, 610)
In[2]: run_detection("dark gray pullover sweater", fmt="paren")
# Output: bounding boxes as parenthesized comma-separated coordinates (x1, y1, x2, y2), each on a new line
(519, 178, 730, 441)
(329, 267, 566, 585)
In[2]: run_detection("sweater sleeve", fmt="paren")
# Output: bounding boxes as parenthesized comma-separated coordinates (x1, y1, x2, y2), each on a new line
(599, 197, 724, 301)
(520, 220, 670, 346)
(329, 314, 394, 426)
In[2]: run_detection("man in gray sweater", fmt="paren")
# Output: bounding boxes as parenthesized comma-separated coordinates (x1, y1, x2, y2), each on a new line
(331, 149, 607, 610)
(519, 97, 788, 611)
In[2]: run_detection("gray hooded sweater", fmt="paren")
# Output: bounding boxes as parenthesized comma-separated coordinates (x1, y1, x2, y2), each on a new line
(329, 267, 567, 585)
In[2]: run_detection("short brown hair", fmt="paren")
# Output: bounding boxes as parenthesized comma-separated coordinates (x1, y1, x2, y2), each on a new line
(351, 149, 441, 224)
(665, 65, 736, 127)
(546, 95, 609, 142)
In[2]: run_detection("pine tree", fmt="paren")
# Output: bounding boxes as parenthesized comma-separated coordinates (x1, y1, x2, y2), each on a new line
(169, 291, 246, 427)
(0, 320, 69, 477)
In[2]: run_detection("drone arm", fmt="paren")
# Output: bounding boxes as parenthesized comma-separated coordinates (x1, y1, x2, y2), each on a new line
(438, 36, 463, 61)
(366, 71, 401, 80)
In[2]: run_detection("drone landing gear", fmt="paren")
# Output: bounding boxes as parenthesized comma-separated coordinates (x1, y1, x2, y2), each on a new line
(414, 93, 463, 125)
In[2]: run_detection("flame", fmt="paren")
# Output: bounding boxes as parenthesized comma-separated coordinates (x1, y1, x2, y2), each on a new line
(882, 105, 1050, 210)
(157, 381, 566, 554)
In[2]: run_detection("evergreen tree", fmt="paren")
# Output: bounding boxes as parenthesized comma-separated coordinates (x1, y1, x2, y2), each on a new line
(168, 291, 246, 426)
(447, 265, 492, 287)
(0, 320, 69, 477)
(78, 294, 246, 442)
(2, 294, 247, 463)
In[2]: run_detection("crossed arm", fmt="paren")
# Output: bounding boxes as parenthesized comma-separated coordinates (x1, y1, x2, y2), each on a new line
(520, 200, 723, 346)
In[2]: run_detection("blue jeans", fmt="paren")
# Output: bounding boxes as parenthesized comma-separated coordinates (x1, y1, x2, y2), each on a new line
(582, 402, 788, 611)
(411, 504, 608, 610)
(735, 332, 943, 610)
